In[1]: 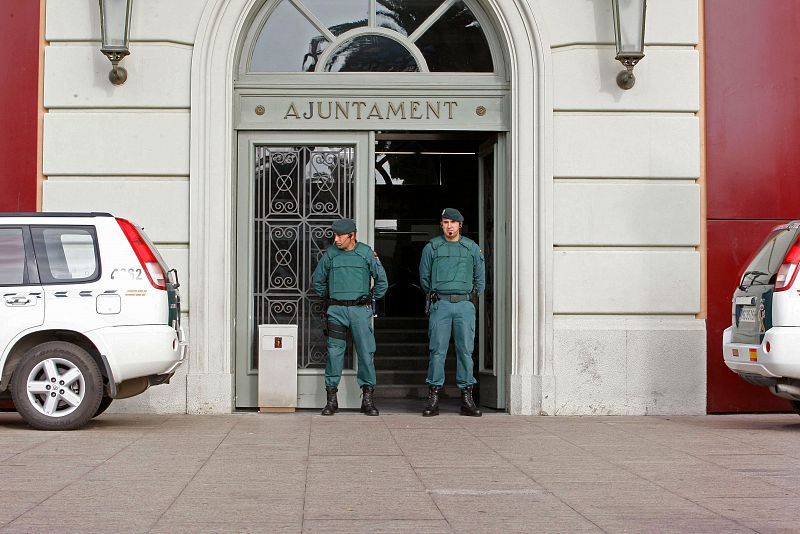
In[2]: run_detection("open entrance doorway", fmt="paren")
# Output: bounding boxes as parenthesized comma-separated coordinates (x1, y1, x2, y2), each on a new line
(372, 132, 499, 409)
(234, 130, 507, 412)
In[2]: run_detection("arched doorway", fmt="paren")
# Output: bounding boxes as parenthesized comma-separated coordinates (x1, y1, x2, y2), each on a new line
(188, 0, 550, 414)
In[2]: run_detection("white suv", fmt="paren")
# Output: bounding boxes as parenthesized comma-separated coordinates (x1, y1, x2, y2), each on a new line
(723, 220, 800, 412)
(0, 212, 186, 430)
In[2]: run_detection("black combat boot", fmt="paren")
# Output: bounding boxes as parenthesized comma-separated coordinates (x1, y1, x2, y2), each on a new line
(460, 386, 482, 417)
(321, 387, 338, 416)
(360, 385, 379, 416)
(422, 385, 440, 417)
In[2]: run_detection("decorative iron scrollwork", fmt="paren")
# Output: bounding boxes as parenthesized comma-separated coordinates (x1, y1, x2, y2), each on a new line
(252, 145, 355, 369)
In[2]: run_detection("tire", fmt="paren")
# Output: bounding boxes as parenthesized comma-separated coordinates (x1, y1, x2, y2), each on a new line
(93, 396, 113, 418)
(790, 400, 800, 415)
(10, 341, 103, 431)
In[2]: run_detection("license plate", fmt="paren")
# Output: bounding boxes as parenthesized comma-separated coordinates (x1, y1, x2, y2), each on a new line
(740, 306, 756, 323)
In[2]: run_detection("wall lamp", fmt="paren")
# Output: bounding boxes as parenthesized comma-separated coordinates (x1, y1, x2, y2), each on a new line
(611, 0, 647, 90)
(99, 0, 132, 85)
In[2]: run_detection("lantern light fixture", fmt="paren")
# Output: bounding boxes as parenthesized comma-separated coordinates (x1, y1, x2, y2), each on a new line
(611, 0, 647, 90)
(99, 0, 132, 85)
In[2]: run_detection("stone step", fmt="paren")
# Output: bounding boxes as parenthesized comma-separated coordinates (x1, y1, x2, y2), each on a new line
(374, 385, 461, 400)
(374, 330, 429, 343)
(375, 369, 455, 383)
(376, 342, 427, 356)
(374, 356, 456, 371)
(374, 317, 428, 330)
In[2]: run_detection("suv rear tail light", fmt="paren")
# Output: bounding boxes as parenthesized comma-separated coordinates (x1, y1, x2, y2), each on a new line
(116, 218, 167, 290)
(775, 239, 800, 292)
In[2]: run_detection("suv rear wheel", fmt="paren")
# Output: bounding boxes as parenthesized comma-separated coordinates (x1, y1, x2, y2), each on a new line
(11, 341, 103, 430)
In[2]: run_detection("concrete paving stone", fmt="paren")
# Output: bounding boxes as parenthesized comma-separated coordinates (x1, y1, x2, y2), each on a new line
(701, 453, 800, 473)
(747, 474, 800, 494)
(179, 481, 306, 501)
(6, 480, 188, 531)
(310, 426, 401, 456)
(431, 492, 602, 533)
(381, 414, 468, 429)
(302, 519, 452, 533)
(1, 523, 150, 534)
(3, 452, 111, 470)
(591, 516, 755, 533)
(556, 489, 727, 520)
(403, 451, 510, 469)
(536, 479, 663, 497)
(213, 443, 310, 459)
(306, 455, 423, 490)
(158, 495, 305, 524)
(414, 466, 542, 492)
(389, 428, 500, 458)
(0, 491, 51, 523)
(512, 460, 646, 484)
(220, 427, 311, 445)
(196, 457, 308, 476)
(150, 521, 304, 533)
(303, 490, 442, 521)
(479, 434, 595, 460)
(735, 520, 800, 533)
(455, 414, 539, 433)
(190, 465, 307, 489)
(630, 469, 795, 499)
(82, 413, 172, 429)
(84, 456, 208, 480)
(695, 496, 800, 522)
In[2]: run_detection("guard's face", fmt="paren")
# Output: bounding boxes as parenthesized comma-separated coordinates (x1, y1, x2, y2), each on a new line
(441, 218, 462, 239)
(334, 232, 356, 250)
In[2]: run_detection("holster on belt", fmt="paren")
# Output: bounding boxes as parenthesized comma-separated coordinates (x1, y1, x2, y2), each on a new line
(321, 298, 329, 337)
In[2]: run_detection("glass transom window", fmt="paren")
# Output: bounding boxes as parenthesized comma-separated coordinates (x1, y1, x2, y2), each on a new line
(249, 0, 494, 73)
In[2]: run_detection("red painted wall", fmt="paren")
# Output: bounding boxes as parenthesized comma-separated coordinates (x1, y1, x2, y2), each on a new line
(706, 1, 800, 412)
(0, 1, 40, 212)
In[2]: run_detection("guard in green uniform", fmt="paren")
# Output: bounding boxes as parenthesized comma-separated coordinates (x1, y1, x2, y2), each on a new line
(419, 208, 485, 417)
(312, 218, 388, 416)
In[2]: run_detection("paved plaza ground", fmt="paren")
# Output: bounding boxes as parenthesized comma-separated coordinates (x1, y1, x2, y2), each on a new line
(1, 408, 800, 533)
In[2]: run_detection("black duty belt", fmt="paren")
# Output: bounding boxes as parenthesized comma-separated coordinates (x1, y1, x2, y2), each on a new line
(431, 293, 471, 303)
(329, 298, 370, 307)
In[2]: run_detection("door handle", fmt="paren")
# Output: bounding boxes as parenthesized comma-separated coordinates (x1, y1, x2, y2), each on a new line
(5, 296, 31, 306)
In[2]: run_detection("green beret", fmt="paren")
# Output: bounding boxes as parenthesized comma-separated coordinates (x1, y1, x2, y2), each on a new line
(331, 218, 357, 234)
(440, 208, 464, 222)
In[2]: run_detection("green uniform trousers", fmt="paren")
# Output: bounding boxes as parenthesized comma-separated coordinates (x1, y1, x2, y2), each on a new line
(425, 299, 477, 389)
(325, 304, 377, 388)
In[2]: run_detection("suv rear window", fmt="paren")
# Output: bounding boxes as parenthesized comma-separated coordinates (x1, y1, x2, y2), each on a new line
(742, 225, 800, 286)
(0, 228, 26, 285)
(31, 226, 100, 284)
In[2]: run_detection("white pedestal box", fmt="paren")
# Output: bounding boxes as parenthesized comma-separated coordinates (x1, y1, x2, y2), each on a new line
(258, 324, 298, 412)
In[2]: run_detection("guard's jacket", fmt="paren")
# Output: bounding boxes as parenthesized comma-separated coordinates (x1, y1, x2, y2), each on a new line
(312, 242, 388, 301)
(419, 235, 485, 295)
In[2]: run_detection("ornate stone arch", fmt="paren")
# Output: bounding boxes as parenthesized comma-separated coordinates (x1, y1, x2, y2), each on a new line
(188, 0, 553, 414)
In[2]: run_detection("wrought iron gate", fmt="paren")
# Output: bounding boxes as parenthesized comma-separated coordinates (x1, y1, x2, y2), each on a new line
(251, 145, 355, 373)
